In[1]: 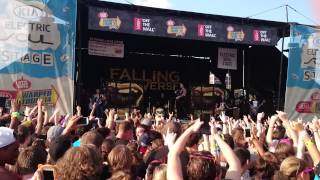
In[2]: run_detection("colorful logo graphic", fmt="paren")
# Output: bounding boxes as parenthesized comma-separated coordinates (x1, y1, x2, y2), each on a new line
(16, 85, 59, 106)
(134, 18, 142, 31)
(134, 17, 155, 32)
(197, 24, 216, 38)
(253, 30, 271, 43)
(296, 91, 320, 113)
(12, 77, 31, 90)
(166, 19, 187, 37)
(227, 26, 245, 42)
(98, 12, 121, 30)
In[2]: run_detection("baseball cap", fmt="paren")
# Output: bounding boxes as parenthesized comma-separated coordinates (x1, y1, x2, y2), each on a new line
(47, 126, 64, 141)
(0, 127, 16, 149)
(139, 133, 151, 147)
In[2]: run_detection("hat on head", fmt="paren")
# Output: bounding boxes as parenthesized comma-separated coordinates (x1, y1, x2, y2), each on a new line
(47, 126, 64, 141)
(141, 118, 153, 127)
(139, 133, 151, 147)
(0, 127, 16, 149)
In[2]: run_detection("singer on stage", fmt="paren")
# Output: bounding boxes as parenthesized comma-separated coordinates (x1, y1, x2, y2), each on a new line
(175, 82, 187, 119)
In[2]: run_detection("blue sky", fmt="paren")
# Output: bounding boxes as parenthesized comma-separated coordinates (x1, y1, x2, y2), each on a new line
(101, 0, 319, 25)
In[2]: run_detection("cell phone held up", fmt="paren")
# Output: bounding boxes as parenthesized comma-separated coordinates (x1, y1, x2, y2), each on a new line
(43, 168, 54, 180)
(77, 117, 89, 126)
(200, 113, 211, 135)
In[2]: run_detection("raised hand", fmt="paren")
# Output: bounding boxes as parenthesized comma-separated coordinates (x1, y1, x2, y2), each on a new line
(11, 98, 20, 112)
(219, 111, 227, 123)
(164, 129, 177, 150)
(276, 111, 289, 122)
(63, 115, 81, 135)
(37, 98, 43, 106)
(191, 119, 204, 132)
(257, 112, 265, 122)
(209, 122, 218, 136)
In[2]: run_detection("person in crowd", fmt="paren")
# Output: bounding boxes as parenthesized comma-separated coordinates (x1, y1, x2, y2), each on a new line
(273, 156, 312, 180)
(48, 135, 71, 164)
(108, 145, 133, 175)
(56, 145, 103, 180)
(4, 96, 320, 180)
(13, 145, 47, 178)
(0, 126, 21, 180)
(91, 88, 106, 118)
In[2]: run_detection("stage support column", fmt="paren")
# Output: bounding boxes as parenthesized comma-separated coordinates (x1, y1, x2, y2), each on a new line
(75, 0, 83, 110)
(242, 49, 245, 89)
(277, 28, 285, 110)
(277, 5, 288, 110)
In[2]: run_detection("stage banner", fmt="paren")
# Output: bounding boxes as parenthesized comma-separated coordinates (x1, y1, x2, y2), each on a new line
(88, 6, 279, 46)
(88, 38, 124, 58)
(284, 24, 320, 121)
(0, 0, 77, 114)
(217, 48, 237, 70)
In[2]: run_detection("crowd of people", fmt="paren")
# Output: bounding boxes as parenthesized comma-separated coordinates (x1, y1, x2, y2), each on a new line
(1, 97, 320, 180)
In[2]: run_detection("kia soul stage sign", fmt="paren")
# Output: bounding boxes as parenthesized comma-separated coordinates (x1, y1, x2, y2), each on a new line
(0, 0, 77, 114)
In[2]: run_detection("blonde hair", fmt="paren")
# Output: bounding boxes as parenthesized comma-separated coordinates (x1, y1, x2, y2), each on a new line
(273, 156, 308, 180)
(275, 143, 295, 162)
(153, 164, 167, 180)
(111, 170, 133, 180)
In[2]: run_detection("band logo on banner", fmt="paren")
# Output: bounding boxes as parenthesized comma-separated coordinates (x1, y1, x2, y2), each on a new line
(285, 24, 320, 121)
(0, 0, 77, 114)
(217, 48, 237, 70)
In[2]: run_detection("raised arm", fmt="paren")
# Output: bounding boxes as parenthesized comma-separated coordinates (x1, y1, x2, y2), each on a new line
(76, 105, 82, 116)
(35, 99, 44, 134)
(9, 99, 20, 129)
(42, 106, 49, 126)
(62, 115, 81, 136)
(167, 120, 203, 180)
(106, 108, 116, 130)
(296, 130, 306, 159)
(277, 111, 298, 147)
(266, 115, 277, 145)
(209, 122, 241, 180)
(303, 130, 320, 166)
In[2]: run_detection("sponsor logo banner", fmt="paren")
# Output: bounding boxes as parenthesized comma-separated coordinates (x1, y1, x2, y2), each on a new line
(0, 0, 77, 114)
(285, 25, 320, 121)
(88, 6, 279, 46)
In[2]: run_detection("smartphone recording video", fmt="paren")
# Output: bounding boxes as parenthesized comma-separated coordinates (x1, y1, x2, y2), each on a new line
(245, 129, 251, 138)
(77, 117, 89, 126)
(43, 168, 54, 180)
(200, 113, 211, 135)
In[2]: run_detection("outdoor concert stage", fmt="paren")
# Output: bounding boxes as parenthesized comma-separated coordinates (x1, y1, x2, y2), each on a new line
(76, 0, 289, 115)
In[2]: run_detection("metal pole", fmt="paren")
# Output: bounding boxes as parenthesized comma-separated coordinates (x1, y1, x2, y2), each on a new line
(277, 5, 288, 110)
(242, 49, 245, 89)
(74, 0, 83, 111)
